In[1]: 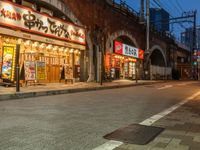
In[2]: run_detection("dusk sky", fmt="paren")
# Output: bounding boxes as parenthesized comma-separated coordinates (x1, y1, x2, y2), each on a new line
(115, 0, 200, 41)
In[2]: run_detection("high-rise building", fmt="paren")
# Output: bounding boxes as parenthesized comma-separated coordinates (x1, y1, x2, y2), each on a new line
(150, 8, 170, 32)
(181, 27, 200, 50)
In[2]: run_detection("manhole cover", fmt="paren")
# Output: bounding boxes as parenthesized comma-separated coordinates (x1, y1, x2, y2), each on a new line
(103, 124, 164, 145)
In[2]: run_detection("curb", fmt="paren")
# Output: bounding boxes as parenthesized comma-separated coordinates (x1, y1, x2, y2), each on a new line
(0, 81, 163, 101)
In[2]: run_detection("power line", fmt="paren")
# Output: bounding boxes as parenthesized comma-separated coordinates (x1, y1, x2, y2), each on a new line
(175, 0, 184, 12)
(152, 0, 187, 30)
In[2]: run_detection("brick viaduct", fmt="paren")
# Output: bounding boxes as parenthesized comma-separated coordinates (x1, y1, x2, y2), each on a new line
(57, 0, 189, 81)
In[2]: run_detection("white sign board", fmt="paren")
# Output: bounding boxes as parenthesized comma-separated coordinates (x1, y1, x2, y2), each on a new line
(0, 1, 86, 45)
(123, 44, 139, 58)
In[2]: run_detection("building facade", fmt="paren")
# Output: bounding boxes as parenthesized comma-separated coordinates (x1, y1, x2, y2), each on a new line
(181, 27, 200, 50)
(150, 8, 170, 32)
(0, 0, 86, 85)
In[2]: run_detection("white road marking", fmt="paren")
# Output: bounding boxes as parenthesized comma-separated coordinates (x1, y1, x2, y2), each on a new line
(157, 85, 173, 90)
(92, 140, 123, 150)
(176, 83, 187, 86)
(140, 91, 200, 126)
(92, 91, 200, 150)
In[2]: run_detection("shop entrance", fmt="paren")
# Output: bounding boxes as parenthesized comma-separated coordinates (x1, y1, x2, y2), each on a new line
(109, 54, 137, 80)
(46, 56, 61, 83)
(0, 36, 82, 85)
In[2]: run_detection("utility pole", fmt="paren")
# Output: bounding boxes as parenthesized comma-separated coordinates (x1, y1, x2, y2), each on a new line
(146, 0, 150, 79)
(146, 0, 150, 53)
(140, 0, 144, 23)
(192, 10, 197, 80)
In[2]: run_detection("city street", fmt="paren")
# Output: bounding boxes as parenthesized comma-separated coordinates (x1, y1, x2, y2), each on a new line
(0, 81, 200, 150)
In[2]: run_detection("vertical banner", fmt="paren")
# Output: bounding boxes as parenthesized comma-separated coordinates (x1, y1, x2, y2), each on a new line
(36, 61, 46, 80)
(24, 61, 36, 81)
(1, 45, 16, 81)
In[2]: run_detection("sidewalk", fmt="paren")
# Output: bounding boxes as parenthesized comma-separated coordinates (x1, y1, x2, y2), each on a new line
(115, 96, 200, 150)
(0, 80, 161, 101)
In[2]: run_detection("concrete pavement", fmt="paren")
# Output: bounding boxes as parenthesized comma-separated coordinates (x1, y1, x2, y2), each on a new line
(114, 94, 200, 150)
(0, 80, 161, 101)
(0, 81, 199, 150)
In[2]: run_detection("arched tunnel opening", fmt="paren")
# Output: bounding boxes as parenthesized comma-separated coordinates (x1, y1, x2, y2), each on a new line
(150, 49, 166, 67)
(148, 49, 172, 80)
(115, 36, 136, 47)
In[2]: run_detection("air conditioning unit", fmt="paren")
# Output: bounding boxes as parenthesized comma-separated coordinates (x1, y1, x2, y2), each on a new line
(22, 0, 36, 10)
(40, 7, 53, 16)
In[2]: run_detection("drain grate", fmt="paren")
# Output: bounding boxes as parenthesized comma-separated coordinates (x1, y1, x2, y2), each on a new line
(103, 124, 164, 145)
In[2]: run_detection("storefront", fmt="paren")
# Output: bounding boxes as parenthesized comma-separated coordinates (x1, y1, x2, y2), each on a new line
(105, 41, 144, 80)
(0, 1, 86, 85)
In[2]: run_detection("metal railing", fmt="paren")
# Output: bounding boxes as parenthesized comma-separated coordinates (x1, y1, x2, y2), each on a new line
(107, 0, 139, 19)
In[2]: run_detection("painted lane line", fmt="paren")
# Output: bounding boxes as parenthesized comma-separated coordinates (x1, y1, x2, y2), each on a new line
(92, 140, 123, 150)
(140, 91, 200, 126)
(92, 91, 200, 150)
(176, 83, 187, 86)
(157, 85, 173, 90)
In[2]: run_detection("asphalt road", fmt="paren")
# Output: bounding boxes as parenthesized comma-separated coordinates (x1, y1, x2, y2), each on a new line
(0, 81, 199, 150)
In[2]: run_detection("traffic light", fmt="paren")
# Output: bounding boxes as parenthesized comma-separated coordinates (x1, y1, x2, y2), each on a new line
(193, 61, 197, 65)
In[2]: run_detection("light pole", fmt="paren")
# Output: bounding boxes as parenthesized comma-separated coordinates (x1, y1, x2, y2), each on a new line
(145, 0, 150, 80)
(15, 44, 20, 92)
(146, 0, 150, 53)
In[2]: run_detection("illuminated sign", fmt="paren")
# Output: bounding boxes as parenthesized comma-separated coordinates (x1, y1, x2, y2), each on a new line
(1, 44, 16, 81)
(114, 41, 144, 59)
(0, 1, 86, 45)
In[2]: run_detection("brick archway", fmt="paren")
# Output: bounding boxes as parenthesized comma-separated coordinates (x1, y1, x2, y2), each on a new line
(147, 45, 167, 67)
(106, 30, 139, 52)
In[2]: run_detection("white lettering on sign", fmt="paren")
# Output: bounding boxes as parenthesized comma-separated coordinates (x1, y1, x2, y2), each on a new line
(114, 41, 144, 59)
(123, 44, 139, 58)
(0, 1, 86, 45)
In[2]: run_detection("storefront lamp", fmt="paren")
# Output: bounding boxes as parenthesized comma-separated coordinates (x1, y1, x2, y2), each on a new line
(53, 46, 58, 51)
(17, 38, 22, 44)
(70, 49, 74, 53)
(5, 38, 10, 43)
(24, 40, 31, 46)
(33, 42, 39, 47)
(40, 43, 46, 49)
(64, 48, 69, 53)
(47, 44, 53, 50)
(74, 49, 79, 54)
(47, 44, 52, 50)
(59, 47, 64, 52)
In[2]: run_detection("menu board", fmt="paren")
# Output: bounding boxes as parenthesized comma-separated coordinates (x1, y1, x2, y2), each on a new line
(36, 61, 46, 80)
(64, 64, 73, 79)
(24, 61, 36, 81)
(124, 62, 128, 78)
(1, 45, 15, 80)
(129, 62, 133, 77)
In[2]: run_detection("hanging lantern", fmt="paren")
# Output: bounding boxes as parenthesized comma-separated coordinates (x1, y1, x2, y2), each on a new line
(17, 38, 23, 44)
(64, 48, 69, 53)
(47, 44, 53, 50)
(70, 49, 74, 53)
